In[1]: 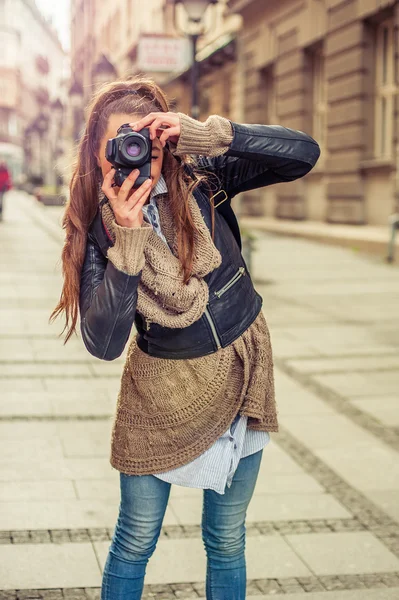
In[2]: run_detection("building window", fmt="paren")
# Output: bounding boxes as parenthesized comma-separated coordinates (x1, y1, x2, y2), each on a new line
(374, 19, 396, 159)
(261, 66, 277, 124)
(311, 46, 326, 163)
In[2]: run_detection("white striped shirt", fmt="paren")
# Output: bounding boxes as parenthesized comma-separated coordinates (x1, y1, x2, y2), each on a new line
(155, 413, 270, 494)
(143, 175, 270, 495)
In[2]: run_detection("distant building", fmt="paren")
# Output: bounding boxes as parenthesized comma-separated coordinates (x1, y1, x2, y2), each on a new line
(70, 0, 167, 109)
(0, 0, 67, 186)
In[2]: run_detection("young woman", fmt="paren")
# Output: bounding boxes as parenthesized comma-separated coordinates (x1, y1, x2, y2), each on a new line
(51, 78, 320, 600)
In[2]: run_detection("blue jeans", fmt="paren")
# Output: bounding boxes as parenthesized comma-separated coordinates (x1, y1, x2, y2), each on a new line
(101, 448, 263, 600)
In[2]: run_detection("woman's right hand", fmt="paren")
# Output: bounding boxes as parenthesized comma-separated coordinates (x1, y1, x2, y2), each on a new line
(101, 168, 152, 228)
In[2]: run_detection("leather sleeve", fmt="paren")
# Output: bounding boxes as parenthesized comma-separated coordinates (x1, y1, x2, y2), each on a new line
(196, 122, 321, 199)
(79, 234, 141, 361)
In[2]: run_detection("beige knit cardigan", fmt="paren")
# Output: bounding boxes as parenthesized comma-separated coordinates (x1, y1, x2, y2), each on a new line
(103, 113, 279, 475)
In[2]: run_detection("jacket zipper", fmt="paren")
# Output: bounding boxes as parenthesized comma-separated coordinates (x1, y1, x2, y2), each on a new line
(214, 267, 246, 299)
(204, 307, 221, 350)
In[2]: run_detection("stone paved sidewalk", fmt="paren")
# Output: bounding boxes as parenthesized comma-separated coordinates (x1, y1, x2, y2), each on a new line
(0, 190, 398, 599)
(240, 215, 399, 262)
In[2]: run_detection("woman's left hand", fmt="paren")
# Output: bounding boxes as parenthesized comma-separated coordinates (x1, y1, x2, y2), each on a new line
(129, 112, 181, 147)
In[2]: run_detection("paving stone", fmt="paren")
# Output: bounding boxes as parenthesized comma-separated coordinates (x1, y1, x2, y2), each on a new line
(314, 371, 399, 397)
(0, 499, 118, 530)
(83, 591, 101, 600)
(380, 572, 399, 585)
(50, 530, 71, 543)
(0, 543, 101, 588)
(69, 530, 91, 543)
(191, 581, 206, 596)
(39, 591, 63, 600)
(245, 580, 264, 595)
(254, 472, 325, 495)
(43, 378, 121, 395)
(63, 590, 87, 599)
(0, 363, 93, 378)
(58, 422, 113, 458)
(365, 491, 399, 523)
(301, 581, 326, 593)
(10, 531, 30, 543)
(257, 439, 310, 476)
(281, 414, 374, 450)
(0, 422, 59, 440)
(288, 355, 399, 373)
(170, 582, 199, 598)
(0, 394, 51, 417)
(0, 481, 76, 501)
(0, 391, 113, 419)
(274, 369, 335, 416)
(247, 492, 351, 522)
(350, 395, 399, 427)
(318, 575, 346, 590)
(254, 578, 284, 594)
(0, 378, 45, 392)
(314, 443, 399, 492)
(286, 532, 399, 575)
(73, 479, 119, 500)
(29, 530, 51, 543)
(87, 528, 109, 541)
(342, 576, 368, 589)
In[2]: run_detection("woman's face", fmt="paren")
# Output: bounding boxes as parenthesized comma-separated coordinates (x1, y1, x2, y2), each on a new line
(97, 112, 164, 195)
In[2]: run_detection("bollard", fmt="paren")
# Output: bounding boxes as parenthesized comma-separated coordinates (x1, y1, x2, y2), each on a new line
(387, 213, 399, 263)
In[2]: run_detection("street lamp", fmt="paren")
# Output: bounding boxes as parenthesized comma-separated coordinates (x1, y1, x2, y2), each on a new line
(174, 0, 218, 119)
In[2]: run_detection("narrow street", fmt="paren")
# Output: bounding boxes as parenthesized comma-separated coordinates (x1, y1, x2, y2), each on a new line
(0, 190, 399, 599)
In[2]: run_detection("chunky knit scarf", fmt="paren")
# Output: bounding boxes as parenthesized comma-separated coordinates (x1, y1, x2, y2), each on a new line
(100, 193, 222, 329)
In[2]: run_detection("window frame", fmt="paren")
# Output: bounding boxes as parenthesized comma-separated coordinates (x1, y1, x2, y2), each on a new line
(374, 18, 397, 159)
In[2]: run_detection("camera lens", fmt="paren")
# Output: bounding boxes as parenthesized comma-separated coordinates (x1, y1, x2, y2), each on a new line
(126, 142, 141, 157)
(120, 133, 148, 164)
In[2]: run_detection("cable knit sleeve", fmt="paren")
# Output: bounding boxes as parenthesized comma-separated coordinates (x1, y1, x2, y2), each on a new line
(170, 113, 234, 158)
(106, 220, 153, 276)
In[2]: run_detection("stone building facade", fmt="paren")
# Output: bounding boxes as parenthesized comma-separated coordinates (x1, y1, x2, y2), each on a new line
(228, 0, 399, 225)
(69, 0, 399, 225)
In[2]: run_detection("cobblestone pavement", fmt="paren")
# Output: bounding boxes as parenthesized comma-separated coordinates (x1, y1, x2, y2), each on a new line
(0, 191, 399, 599)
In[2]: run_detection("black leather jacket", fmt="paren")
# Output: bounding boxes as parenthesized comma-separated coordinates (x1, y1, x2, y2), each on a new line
(79, 121, 320, 361)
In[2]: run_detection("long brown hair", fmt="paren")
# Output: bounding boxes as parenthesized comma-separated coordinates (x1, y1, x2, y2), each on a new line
(50, 78, 210, 343)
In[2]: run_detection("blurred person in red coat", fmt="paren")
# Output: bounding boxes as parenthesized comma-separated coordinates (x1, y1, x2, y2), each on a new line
(0, 162, 12, 221)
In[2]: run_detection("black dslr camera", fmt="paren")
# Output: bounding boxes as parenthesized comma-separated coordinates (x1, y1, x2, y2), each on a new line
(105, 123, 152, 188)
